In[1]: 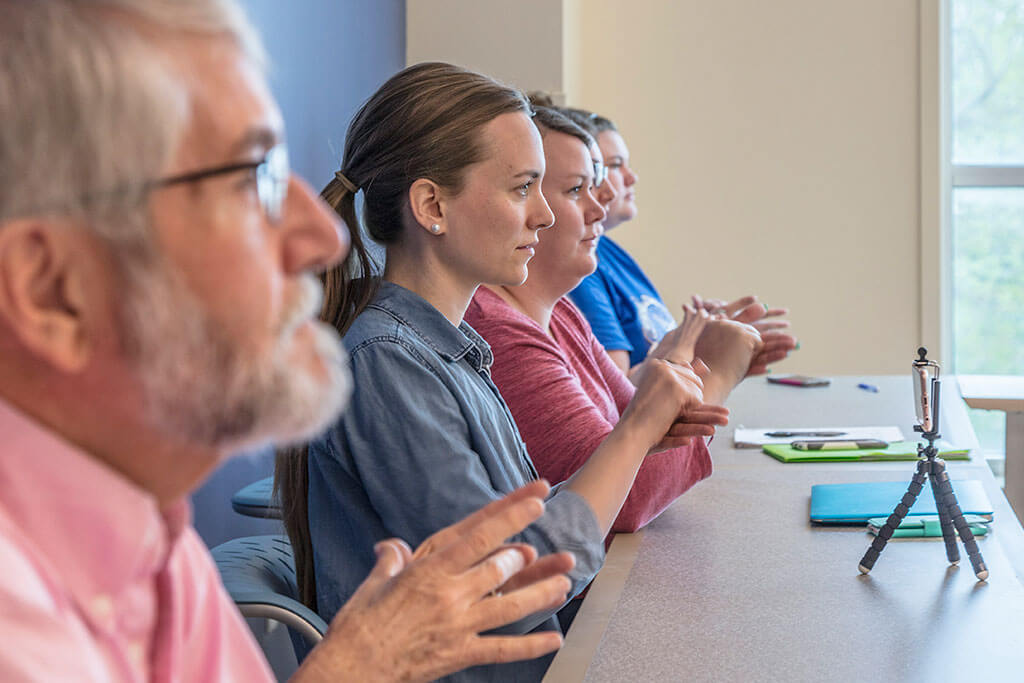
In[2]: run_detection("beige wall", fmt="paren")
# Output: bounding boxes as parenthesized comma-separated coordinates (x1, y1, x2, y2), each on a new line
(409, 1, 935, 375)
(407, 0, 564, 96)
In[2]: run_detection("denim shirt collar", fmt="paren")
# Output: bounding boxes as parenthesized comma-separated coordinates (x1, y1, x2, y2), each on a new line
(371, 281, 494, 371)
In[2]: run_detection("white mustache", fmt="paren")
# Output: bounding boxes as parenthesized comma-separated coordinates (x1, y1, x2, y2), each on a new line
(277, 276, 324, 340)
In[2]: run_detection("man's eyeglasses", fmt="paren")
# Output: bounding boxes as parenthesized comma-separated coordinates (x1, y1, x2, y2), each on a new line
(593, 159, 608, 189)
(151, 143, 290, 222)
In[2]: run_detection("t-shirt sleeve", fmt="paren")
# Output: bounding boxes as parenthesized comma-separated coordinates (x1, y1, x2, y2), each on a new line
(477, 300, 713, 536)
(569, 271, 633, 354)
(476, 314, 618, 489)
(333, 341, 603, 609)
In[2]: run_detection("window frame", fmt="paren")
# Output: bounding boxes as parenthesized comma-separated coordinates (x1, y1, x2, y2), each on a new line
(936, 0, 1024, 372)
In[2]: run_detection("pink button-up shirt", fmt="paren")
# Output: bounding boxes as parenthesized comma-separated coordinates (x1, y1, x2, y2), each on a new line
(0, 399, 275, 682)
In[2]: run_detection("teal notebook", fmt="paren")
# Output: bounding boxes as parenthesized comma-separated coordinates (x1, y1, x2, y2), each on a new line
(866, 515, 990, 537)
(810, 479, 993, 524)
(763, 440, 969, 463)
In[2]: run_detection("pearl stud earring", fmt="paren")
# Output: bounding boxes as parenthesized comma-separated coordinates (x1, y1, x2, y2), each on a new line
(429, 223, 441, 234)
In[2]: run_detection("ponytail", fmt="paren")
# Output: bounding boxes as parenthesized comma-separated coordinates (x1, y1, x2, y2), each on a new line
(274, 446, 317, 609)
(276, 176, 380, 611)
(319, 176, 380, 337)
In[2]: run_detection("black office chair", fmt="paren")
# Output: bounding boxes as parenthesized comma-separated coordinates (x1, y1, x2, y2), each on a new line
(231, 476, 281, 519)
(212, 535, 327, 662)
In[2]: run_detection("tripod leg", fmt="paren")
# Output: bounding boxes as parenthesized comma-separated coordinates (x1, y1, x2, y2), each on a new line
(927, 464, 960, 565)
(930, 460, 989, 581)
(859, 459, 929, 574)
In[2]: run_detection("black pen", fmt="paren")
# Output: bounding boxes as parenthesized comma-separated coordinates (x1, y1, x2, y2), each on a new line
(764, 430, 846, 438)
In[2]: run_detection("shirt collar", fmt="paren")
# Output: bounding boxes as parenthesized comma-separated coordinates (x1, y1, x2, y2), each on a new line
(0, 399, 188, 616)
(371, 281, 494, 370)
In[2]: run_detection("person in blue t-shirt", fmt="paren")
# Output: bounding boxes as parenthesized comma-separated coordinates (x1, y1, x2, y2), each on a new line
(567, 110, 798, 377)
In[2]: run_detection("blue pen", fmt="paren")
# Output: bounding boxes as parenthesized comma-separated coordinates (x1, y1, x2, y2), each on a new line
(857, 383, 879, 393)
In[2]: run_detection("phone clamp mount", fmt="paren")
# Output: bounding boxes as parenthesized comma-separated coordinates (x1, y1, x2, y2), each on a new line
(857, 347, 989, 580)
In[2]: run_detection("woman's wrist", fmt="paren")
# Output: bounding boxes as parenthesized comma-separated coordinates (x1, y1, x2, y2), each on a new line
(609, 411, 659, 455)
(700, 371, 737, 406)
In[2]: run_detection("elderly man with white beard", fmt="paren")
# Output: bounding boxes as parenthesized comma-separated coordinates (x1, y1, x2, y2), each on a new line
(0, 1, 574, 681)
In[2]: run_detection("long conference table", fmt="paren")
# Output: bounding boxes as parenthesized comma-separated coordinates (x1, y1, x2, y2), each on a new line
(544, 375, 1024, 682)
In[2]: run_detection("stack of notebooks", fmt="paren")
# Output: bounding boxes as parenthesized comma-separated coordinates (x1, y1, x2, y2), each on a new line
(809, 480, 994, 536)
(732, 426, 971, 463)
(763, 440, 970, 463)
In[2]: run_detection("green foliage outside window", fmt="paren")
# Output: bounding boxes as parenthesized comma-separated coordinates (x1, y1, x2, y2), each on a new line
(952, 0, 1024, 453)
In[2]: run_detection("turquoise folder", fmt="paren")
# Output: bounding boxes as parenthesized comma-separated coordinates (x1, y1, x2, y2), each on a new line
(810, 480, 993, 524)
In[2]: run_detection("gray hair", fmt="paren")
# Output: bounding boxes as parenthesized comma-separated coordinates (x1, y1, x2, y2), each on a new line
(0, 0, 265, 243)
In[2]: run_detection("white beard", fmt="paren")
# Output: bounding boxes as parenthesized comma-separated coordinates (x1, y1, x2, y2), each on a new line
(118, 256, 350, 452)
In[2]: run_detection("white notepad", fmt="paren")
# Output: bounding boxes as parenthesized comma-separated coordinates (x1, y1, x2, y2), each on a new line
(733, 425, 905, 448)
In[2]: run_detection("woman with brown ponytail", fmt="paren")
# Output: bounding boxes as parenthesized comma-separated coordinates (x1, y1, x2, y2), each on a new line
(276, 62, 727, 682)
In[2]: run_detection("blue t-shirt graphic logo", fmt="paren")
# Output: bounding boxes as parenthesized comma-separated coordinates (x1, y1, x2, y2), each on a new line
(635, 294, 675, 344)
(569, 237, 677, 367)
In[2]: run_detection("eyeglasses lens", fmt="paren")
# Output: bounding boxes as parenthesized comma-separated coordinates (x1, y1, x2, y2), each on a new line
(258, 144, 290, 222)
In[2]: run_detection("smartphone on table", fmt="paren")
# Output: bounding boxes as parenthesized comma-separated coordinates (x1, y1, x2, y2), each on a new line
(767, 374, 831, 387)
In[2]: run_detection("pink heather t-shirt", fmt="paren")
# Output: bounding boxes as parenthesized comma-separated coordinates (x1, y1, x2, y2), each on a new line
(0, 399, 274, 682)
(466, 288, 712, 535)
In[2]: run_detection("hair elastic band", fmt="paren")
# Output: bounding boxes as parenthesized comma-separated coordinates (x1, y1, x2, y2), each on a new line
(334, 170, 359, 195)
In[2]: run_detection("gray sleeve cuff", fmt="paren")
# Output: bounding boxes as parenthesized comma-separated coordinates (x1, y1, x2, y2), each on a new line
(542, 486, 606, 597)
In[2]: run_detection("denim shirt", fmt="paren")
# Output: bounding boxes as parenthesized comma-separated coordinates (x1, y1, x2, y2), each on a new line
(307, 282, 604, 683)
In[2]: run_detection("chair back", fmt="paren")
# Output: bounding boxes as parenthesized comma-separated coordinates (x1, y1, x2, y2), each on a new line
(231, 476, 281, 519)
(212, 535, 327, 660)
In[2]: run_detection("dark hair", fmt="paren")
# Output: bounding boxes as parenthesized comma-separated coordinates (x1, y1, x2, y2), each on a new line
(275, 62, 531, 611)
(526, 91, 618, 140)
(530, 106, 594, 149)
(567, 107, 618, 135)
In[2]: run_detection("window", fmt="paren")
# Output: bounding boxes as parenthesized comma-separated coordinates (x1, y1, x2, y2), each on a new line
(951, 0, 1024, 454)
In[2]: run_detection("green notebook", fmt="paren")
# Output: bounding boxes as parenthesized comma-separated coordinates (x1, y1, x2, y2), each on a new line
(763, 440, 969, 463)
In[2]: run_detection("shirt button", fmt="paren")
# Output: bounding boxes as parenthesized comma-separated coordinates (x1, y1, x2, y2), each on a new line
(90, 594, 115, 630)
(128, 641, 146, 670)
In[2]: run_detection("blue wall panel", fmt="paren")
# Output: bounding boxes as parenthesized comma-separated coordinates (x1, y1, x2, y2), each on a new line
(192, 0, 405, 548)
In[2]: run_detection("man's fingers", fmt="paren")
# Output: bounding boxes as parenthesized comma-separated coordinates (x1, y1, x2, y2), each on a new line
(497, 551, 576, 594)
(464, 631, 565, 668)
(501, 542, 539, 569)
(763, 306, 789, 317)
(434, 496, 545, 571)
(354, 539, 413, 601)
(461, 546, 532, 599)
(414, 480, 549, 564)
(692, 358, 711, 379)
(470, 574, 572, 634)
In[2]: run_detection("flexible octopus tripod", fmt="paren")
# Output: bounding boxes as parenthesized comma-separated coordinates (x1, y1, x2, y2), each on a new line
(857, 348, 988, 581)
